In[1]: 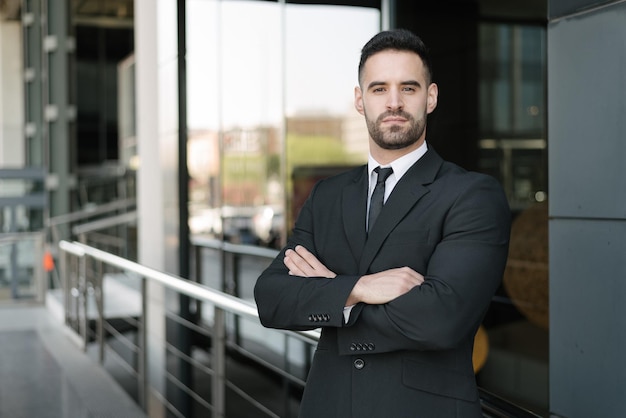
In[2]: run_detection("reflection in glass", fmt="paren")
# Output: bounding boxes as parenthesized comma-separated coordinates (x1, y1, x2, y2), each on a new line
(284, 4, 379, 234)
(477, 22, 549, 415)
(478, 23, 547, 212)
(186, 0, 379, 248)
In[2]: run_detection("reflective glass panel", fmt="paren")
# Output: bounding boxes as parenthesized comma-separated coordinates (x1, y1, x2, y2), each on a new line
(478, 22, 549, 415)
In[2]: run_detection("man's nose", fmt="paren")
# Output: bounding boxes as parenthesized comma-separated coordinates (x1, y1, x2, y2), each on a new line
(386, 89, 403, 110)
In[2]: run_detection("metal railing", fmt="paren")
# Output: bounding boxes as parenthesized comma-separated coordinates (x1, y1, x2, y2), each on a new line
(58, 239, 318, 418)
(0, 232, 46, 302)
(47, 198, 137, 259)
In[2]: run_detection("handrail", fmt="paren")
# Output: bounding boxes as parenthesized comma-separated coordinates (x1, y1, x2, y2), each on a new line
(58, 240, 319, 342)
(46, 198, 136, 228)
(191, 234, 279, 259)
(72, 211, 138, 236)
(0, 231, 45, 245)
(0, 167, 46, 179)
(60, 240, 257, 318)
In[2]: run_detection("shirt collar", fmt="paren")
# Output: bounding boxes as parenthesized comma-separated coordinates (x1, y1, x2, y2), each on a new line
(368, 141, 429, 181)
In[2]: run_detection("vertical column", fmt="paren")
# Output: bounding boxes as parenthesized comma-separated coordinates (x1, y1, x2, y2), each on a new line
(22, 0, 44, 167)
(135, 0, 167, 416)
(45, 0, 74, 217)
(548, 1, 626, 417)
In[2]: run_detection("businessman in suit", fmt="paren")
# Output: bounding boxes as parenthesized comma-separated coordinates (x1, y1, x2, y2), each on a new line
(254, 29, 511, 418)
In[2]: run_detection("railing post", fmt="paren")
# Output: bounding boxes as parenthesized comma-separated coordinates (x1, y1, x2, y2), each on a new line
(95, 259, 105, 363)
(35, 233, 46, 302)
(212, 306, 226, 418)
(138, 276, 148, 410)
(194, 244, 204, 319)
(60, 245, 69, 326)
(79, 253, 88, 351)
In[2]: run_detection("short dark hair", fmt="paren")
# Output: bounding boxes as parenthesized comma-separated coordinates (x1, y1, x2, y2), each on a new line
(358, 29, 433, 85)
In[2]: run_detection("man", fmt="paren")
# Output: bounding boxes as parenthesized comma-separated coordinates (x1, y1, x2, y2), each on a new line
(254, 29, 510, 418)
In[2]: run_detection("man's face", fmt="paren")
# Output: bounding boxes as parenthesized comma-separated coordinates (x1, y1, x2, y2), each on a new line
(355, 50, 438, 154)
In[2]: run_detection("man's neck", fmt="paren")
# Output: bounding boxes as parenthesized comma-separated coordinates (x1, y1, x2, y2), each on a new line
(369, 138, 426, 166)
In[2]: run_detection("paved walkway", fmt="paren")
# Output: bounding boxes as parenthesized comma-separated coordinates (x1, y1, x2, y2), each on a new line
(0, 303, 146, 418)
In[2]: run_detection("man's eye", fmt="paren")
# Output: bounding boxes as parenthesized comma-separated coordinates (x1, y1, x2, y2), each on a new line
(372, 87, 385, 93)
(402, 87, 416, 92)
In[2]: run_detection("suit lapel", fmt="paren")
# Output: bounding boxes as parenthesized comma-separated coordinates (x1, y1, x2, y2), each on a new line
(342, 166, 368, 264)
(358, 149, 444, 274)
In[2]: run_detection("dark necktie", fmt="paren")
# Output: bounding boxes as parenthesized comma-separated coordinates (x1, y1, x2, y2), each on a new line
(368, 166, 393, 232)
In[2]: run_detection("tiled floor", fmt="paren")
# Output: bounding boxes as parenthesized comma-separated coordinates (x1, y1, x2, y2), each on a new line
(0, 304, 146, 418)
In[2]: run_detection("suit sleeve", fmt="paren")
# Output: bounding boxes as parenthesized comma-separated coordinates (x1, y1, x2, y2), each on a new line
(254, 181, 362, 331)
(337, 174, 511, 355)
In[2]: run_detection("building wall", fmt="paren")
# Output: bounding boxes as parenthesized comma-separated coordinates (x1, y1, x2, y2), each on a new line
(548, 1, 626, 416)
(0, 19, 24, 166)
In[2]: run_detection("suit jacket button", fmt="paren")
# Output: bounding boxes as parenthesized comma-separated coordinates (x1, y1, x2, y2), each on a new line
(353, 358, 365, 370)
(356, 343, 363, 351)
(350, 343, 357, 351)
(308, 314, 314, 322)
(367, 343, 375, 351)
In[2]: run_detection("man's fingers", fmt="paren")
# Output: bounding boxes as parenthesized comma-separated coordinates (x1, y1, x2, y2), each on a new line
(283, 257, 298, 275)
(284, 246, 336, 278)
(284, 247, 318, 277)
(295, 245, 325, 271)
(284, 249, 306, 275)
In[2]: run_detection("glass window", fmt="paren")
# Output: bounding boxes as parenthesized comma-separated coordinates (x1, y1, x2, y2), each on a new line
(284, 4, 379, 238)
(186, 0, 379, 249)
(477, 22, 549, 415)
(478, 23, 547, 211)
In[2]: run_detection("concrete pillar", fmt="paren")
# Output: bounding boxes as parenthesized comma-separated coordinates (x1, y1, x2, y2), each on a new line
(135, 0, 181, 415)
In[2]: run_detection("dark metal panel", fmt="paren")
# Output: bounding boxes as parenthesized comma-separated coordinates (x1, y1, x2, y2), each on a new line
(548, 1, 626, 219)
(549, 2, 626, 416)
(549, 0, 615, 19)
(549, 219, 626, 417)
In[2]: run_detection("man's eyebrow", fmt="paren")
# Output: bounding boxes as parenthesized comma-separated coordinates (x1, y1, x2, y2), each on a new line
(367, 80, 422, 89)
(402, 80, 421, 87)
(367, 81, 387, 90)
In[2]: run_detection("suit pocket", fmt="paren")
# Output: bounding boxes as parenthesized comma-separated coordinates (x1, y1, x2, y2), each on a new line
(402, 358, 478, 402)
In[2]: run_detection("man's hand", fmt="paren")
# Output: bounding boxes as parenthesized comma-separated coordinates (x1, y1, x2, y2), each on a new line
(284, 245, 337, 278)
(284, 245, 423, 306)
(346, 267, 424, 306)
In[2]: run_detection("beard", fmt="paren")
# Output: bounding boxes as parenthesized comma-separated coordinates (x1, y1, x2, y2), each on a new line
(365, 109, 427, 150)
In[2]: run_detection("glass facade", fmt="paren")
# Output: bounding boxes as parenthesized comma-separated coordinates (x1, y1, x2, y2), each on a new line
(186, 0, 379, 248)
(478, 23, 547, 212)
(477, 22, 548, 414)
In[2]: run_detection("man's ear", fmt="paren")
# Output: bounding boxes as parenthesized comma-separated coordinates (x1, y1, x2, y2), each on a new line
(354, 86, 365, 115)
(427, 83, 438, 114)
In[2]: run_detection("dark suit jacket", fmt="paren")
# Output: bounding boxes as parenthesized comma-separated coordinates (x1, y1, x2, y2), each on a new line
(254, 147, 511, 418)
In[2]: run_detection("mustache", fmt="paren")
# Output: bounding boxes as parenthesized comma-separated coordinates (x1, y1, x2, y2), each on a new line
(376, 111, 414, 122)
